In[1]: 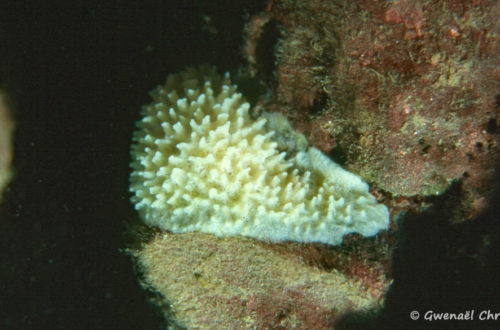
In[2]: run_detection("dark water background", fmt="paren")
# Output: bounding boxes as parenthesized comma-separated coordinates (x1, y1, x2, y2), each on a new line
(0, 1, 498, 329)
(0, 1, 264, 328)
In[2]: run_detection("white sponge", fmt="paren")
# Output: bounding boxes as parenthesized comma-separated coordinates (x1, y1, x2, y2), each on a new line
(130, 66, 389, 245)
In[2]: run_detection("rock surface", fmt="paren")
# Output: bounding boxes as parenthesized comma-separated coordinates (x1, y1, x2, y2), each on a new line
(132, 230, 391, 329)
(244, 0, 500, 218)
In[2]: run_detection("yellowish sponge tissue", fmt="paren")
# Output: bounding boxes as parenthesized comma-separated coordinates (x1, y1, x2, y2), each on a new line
(130, 66, 390, 245)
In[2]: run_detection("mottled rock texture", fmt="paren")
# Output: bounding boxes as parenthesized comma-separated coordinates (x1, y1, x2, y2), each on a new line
(244, 0, 500, 219)
(132, 230, 391, 329)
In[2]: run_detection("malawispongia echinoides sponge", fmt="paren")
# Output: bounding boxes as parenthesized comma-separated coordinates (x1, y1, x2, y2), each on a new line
(129, 66, 389, 245)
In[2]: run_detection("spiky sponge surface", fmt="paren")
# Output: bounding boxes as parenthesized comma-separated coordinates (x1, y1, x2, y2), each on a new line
(130, 66, 389, 245)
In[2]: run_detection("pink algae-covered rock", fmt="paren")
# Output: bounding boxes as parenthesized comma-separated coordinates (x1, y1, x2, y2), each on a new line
(132, 230, 391, 329)
(244, 0, 500, 219)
